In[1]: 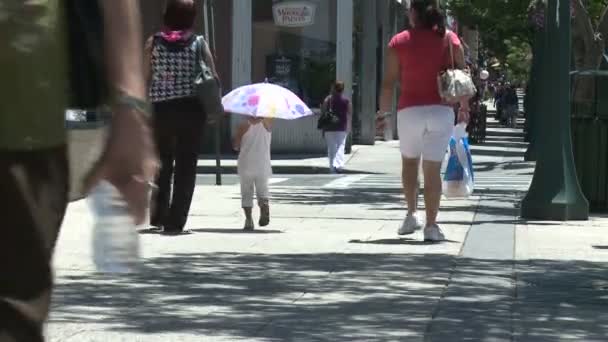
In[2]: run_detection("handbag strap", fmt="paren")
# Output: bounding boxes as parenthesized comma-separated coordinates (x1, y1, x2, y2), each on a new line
(446, 31, 455, 70)
(196, 36, 215, 68)
(324, 95, 333, 113)
(195, 36, 205, 65)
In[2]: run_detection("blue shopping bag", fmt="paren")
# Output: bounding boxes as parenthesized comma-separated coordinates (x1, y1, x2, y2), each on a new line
(443, 124, 474, 198)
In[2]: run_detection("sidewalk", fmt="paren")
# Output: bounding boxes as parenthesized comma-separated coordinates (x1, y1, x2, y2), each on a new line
(49, 119, 608, 341)
(195, 146, 362, 175)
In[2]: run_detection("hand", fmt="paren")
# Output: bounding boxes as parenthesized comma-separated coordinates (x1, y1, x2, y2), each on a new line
(208, 112, 224, 125)
(233, 140, 241, 152)
(85, 107, 159, 225)
(376, 111, 387, 130)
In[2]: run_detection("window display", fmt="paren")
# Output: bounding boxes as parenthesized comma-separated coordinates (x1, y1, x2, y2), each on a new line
(252, 0, 337, 108)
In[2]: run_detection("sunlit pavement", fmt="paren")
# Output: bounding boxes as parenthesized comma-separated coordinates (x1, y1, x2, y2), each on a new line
(48, 118, 608, 341)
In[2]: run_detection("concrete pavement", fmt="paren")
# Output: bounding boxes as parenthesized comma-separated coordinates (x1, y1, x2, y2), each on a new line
(49, 119, 608, 341)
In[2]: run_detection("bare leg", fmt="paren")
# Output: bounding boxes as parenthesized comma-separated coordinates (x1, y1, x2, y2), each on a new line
(243, 207, 254, 231)
(402, 157, 420, 215)
(255, 176, 270, 227)
(422, 160, 443, 226)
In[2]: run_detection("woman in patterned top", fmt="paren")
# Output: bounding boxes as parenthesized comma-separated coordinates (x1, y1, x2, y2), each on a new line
(145, 0, 218, 235)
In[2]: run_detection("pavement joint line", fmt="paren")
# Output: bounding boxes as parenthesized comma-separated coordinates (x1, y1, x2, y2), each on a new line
(254, 249, 353, 337)
(423, 193, 482, 339)
(344, 145, 361, 167)
(253, 291, 311, 337)
(422, 156, 529, 339)
(361, 222, 389, 243)
(54, 328, 88, 342)
(509, 250, 517, 342)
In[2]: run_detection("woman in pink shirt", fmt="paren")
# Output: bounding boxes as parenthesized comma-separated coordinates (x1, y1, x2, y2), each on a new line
(378, 0, 468, 242)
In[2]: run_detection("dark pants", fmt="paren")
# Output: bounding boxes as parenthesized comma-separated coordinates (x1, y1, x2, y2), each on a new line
(151, 98, 206, 232)
(0, 146, 69, 341)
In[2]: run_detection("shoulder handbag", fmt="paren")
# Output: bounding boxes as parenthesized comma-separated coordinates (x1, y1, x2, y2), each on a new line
(317, 96, 340, 131)
(65, 0, 108, 109)
(195, 36, 224, 120)
(437, 32, 476, 104)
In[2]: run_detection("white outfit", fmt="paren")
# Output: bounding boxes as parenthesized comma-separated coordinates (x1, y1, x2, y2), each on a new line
(326, 131, 348, 171)
(397, 105, 455, 162)
(238, 122, 272, 208)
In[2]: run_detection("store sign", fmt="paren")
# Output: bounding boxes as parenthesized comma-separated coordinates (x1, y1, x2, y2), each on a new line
(273, 2, 316, 27)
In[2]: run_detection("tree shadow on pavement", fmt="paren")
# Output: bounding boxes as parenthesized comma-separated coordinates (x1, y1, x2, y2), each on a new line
(268, 185, 524, 219)
(270, 187, 403, 206)
(197, 165, 378, 175)
(473, 161, 533, 173)
(470, 148, 526, 158)
(49, 253, 608, 341)
(479, 140, 529, 149)
(367, 202, 518, 218)
(348, 238, 459, 245)
(484, 130, 525, 139)
(190, 228, 284, 234)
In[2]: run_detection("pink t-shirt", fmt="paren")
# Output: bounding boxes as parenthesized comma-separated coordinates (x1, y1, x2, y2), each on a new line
(389, 29, 461, 110)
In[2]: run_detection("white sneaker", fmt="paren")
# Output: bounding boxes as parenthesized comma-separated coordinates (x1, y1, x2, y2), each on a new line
(398, 214, 422, 235)
(424, 224, 446, 242)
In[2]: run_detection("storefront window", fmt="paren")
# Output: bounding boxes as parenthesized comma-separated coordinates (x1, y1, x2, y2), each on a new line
(252, 0, 337, 109)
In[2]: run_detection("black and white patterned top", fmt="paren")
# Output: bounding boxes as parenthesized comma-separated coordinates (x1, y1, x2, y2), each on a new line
(149, 37, 198, 103)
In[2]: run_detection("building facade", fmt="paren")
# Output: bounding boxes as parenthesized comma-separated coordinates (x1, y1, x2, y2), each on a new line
(140, 0, 406, 153)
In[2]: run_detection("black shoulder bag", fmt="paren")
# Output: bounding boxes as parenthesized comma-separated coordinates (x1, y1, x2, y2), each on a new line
(317, 96, 340, 131)
(195, 36, 224, 120)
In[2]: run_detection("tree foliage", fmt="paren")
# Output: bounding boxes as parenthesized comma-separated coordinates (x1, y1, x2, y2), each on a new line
(504, 37, 533, 85)
(584, 0, 608, 23)
(447, 0, 608, 88)
(447, 0, 608, 62)
(447, 0, 533, 60)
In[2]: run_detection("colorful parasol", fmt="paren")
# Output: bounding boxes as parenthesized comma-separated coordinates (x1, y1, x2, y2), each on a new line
(222, 83, 314, 120)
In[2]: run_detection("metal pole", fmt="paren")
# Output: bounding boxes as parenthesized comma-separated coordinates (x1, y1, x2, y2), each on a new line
(521, 0, 589, 220)
(204, 0, 222, 186)
(209, 0, 222, 186)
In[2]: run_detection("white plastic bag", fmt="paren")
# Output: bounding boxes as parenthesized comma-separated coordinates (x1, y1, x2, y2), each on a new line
(443, 124, 474, 198)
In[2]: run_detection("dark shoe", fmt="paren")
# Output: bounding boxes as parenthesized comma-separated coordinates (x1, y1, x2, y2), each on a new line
(161, 228, 193, 236)
(259, 203, 270, 227)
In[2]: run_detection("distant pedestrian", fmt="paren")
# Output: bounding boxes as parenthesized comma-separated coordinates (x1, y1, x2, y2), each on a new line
(494, 84, 505, 124)
(378, 0, 469, 242)
(321, 81, 352, 174)
(504, 85, 519, 128)
(146, 0, 219, 234)
(234, 118, 273, 231)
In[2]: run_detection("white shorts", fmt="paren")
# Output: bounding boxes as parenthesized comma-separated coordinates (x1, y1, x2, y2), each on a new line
(398, 105, 455, 162)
